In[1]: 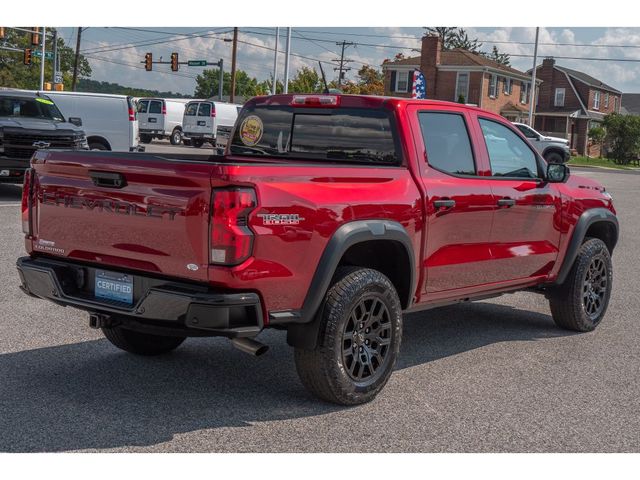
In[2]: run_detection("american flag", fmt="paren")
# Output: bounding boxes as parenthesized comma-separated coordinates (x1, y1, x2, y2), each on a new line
(412, 70, 426, 99)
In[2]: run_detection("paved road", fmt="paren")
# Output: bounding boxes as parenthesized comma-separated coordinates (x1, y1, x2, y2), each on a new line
(0, 168, 638, 452)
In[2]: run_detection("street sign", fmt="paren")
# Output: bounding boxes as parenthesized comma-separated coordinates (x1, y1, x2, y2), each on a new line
(188, 60, 207, 67)
(54, 72, 63, 84)
(32, 50, 54, 60)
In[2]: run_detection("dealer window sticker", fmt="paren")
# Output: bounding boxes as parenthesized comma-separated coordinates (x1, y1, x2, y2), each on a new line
(35, 98, 55, 105)
(239, 115, 264, 146)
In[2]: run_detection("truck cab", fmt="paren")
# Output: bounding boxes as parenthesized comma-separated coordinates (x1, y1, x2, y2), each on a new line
(512, 121, 571, 163)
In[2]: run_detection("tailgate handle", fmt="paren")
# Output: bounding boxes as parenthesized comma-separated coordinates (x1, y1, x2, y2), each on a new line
(90, 171, 127, 189)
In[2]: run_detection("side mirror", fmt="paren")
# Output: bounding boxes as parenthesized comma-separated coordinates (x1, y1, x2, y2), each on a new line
(546, 163, 570, 183)
(69, 117, 82, 127)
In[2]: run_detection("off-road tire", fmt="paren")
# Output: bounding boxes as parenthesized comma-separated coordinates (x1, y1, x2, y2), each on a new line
(294, 267, 403, 405)
(549, 238, 612, 332)
(102, 326, 186, 356)
(545, 151, 565, 164)
(170, 128, 182, 145)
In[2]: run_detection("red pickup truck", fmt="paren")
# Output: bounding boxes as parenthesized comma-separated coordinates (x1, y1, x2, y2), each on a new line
(17, 94, 618, 405)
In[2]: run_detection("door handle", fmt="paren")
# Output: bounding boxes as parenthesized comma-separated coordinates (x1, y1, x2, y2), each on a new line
(433, 199, 456, 209)
(497, 198, 516, 207)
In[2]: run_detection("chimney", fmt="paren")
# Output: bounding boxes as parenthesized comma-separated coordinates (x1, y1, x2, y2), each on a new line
(542, 57, 555, 68)
(420, 34, 441, 99)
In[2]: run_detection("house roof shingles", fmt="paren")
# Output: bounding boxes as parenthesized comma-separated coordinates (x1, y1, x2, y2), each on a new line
(554, 65, 622, 94)
(621, 93, 640, 115)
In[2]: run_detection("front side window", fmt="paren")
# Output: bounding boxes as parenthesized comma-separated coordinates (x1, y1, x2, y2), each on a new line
(418, 112, 476, 176)
(594, 91, 601, 110)
(456, 73, 469, 102)
(0, 96, 65, 121)
(554, 88, 565, 107)
(479, 118, 539, 179)
(396, 71, 409, 93)
(185, 103, 198, 116)
(515, 124, 538, 139)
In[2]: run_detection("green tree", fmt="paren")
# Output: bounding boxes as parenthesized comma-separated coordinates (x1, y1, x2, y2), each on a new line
(425, 27, 510, 65)
(0, 28, 91, 89)
(487, 45, 511, 67)
(603, 113, 640, 164)
(194, 69, 259, 98)
(288, 67, 322, 93)
(355, 65, 384, 95)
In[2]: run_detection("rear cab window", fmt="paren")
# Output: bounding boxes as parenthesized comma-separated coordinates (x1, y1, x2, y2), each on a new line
(229, 104, 401, 165)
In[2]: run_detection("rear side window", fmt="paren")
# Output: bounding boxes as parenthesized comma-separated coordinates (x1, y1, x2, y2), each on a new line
(148, 101, 162, 114)
(230, 106, 400, 165)
(418, 112, 476, 175)
(198, 103, 212, 117)
(185, 103, 198, 116)
(137, 100, 148, 113)
(479, 118, 539, 178)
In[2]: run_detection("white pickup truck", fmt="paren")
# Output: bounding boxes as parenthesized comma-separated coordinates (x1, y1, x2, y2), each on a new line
(513, 122, 571, 163)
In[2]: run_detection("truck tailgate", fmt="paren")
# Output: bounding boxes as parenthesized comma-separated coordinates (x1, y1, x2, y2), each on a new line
(28, 151, 213, 282)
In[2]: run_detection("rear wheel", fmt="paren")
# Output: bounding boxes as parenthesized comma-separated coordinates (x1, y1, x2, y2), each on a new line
(549, 238, 612, 332)
(89, 142, 108, 151)
(191, 139, 204, 148)
(294, 267, 402, 405)
(170, 129, 182, 145)
(139, 134, 152, 144)
(102, 325, 186, 356)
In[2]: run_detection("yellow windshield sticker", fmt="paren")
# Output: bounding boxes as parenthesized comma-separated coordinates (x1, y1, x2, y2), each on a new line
(239, 115, 263, 146)
(35, 98, 55, 105)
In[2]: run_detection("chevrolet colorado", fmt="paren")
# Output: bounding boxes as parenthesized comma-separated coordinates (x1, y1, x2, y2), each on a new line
(17, 94, 619, 405)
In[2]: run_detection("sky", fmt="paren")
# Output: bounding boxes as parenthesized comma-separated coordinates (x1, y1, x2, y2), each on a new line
(52, 27, 640, 96)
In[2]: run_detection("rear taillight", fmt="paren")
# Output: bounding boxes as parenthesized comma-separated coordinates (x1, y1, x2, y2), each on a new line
(291, 95, 340, 107)
(162, 103, 167, 115)
(128, 107, 136, 121)
(21, 169, 32, 235)
(210, 188, 257, 265)
(211, 105, 216, 117)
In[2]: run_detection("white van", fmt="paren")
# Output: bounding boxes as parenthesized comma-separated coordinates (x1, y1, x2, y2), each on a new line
(137, 98, 190, 145)
(182, 100, 241, 150)
(42, 91, 140, 152)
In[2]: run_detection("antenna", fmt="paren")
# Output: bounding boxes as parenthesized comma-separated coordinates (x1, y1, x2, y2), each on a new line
(318, 61, 329, 94)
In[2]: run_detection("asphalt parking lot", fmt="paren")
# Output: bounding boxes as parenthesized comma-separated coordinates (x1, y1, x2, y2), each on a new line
(0, 165, 638, 453)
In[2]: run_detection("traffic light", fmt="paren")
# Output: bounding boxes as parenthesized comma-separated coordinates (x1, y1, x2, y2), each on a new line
(31, 27, 40, 46)
(171, 52, 179, 72)
(145, 52, 153, 71)
(24, 48, 32, 65)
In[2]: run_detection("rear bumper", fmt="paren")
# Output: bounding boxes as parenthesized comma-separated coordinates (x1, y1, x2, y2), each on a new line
(183, 132, 214, 140)
(139, 129, 166, 136)
(16, 256, 263, 337)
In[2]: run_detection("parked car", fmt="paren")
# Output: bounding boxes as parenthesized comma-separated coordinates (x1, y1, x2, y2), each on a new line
(18, 94, 618, 405)
(182, 100, 241, 151)
(137, 98, 190, 145)
(512, 122, 571, 163)
(43, 91, 140, 152)
(0, 90, 88, 183)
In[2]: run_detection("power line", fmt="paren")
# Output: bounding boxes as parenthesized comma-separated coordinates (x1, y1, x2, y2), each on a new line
(334, 41, 354, 85)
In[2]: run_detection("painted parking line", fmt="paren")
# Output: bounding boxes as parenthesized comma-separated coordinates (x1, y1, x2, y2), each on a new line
(0, 203, 21, 207)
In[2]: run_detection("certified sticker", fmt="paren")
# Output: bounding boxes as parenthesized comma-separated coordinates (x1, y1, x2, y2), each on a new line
(239, 115, 263, 146)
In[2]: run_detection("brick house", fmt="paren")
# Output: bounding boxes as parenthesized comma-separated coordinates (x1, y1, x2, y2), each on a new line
(381, 35, 539, 123)
(532, 58, 621, 156)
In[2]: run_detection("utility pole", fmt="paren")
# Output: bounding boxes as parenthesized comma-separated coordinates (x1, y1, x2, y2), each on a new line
(51, 29, 58, 88)
(72, 27, 82, 91)
(528, 27, 540, 126)
(218, 58, 224, 101)
(334, 41, 354, 86)
(283, 27, 291, 93)
(272, 27, 280, 95)
(39, 27, 46, 90)
(230, 27, 238, 103)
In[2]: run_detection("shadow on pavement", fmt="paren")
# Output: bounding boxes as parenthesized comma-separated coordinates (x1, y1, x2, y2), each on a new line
(0, 301, 572, 452)
(0, 183, 22, 202)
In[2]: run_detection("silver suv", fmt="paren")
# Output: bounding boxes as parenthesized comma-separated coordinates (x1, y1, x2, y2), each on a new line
(513, 122, 571, 163)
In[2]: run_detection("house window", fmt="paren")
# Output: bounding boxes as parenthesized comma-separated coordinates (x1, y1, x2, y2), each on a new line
(396, 71, 409, 93)
(488, 74, 497, 98)
(520, 82, 529, 104)
(604, 93, 609, 109)
(613, 96, 618, 112)
(503, 77, 512, 95)
(594, 91, 601, 110)
(455, 72, 469, 102)
(554, 88, 565, 107)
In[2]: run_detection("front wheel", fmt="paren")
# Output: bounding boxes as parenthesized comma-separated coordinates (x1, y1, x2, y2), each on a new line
(102, 325, 186, 355)
(294, 267, 402, 405)
(549, 238, 613, 332)
(545, 151, 565, 163)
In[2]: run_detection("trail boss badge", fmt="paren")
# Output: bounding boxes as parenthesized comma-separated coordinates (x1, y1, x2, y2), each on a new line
(257, 213, 305, 225)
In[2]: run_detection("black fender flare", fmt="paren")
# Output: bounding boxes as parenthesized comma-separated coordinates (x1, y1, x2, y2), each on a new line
(542, 146, 568, 161)
(285, 219, 415, 349)
(554, 208, 619, 285)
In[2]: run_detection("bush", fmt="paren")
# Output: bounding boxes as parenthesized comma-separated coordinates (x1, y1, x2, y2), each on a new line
(588, 126, 606, 158)
(603, 113, 640, 165)
(457, 94, 466, 104)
